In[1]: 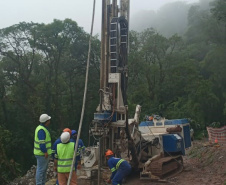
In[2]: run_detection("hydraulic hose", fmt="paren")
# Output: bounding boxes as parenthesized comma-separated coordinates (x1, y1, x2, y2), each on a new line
(67, 0, 96, 184)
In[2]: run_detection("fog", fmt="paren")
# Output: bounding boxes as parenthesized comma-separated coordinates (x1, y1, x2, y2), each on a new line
(0, 0, 199, 36)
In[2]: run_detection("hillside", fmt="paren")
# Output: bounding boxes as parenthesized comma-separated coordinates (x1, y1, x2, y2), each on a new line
(9, 139, 226, 185)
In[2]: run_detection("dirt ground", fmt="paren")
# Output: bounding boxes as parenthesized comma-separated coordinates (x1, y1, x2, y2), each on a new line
(125, 140, 226, 185)
(11, 139, 226, 185)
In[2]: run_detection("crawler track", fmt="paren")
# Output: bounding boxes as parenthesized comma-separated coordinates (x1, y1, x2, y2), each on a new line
(150, 155, 183, 178)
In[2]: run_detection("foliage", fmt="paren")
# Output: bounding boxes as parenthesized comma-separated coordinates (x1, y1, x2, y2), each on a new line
(0, 126, 21, 184)
(0, 19, 100, 180)
(0, 0, 226, 182)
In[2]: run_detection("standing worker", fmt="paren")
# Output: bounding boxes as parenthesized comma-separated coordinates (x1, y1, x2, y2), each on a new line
(51, 128, 72, 159)
(70, 130, 85, 172)
(34, 113, 52, 185)
(71, 130, 85, 156)
(105, 149, 131, 185)
(54, 132, 77, 185)
(51, 128, 72, 185)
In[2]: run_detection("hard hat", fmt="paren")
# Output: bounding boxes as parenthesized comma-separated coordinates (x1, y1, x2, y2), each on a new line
(60, 132, 70, 144)
(72, 130, 77, 135)
(39, 114, 51, 123)
(105, 149, 114, 157)
(63, 128, 72, 136)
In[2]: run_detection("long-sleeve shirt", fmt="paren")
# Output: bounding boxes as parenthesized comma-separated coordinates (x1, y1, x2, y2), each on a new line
(69, 138, 84, 165)
(51, 138, 61, 159)
(70, 138, 85, 157)
(37, 124, 49, 153)
(107, 157, 124, 180)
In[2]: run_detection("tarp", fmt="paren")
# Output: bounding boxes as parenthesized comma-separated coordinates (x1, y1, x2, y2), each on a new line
(206, 126, 226, 144)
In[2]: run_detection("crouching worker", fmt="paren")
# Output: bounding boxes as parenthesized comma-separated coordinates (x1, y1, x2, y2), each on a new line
(105, 149, 131, 185)
(54, 132, 77, 185)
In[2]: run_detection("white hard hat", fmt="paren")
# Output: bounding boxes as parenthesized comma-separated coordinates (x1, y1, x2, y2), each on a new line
(39, 114, 51, 123)
(60, 132, 70, 144)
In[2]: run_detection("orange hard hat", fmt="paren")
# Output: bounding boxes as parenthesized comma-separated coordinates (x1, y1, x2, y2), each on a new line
(105, 149, 114, 157)
(63, 128, 72, 136)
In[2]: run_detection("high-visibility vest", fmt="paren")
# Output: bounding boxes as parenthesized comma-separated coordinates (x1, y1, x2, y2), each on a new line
(34, 125, 52, 155)
(57, 142, 75, 173)
(109, 158, 125, 173)
(116, 159, 125, 169)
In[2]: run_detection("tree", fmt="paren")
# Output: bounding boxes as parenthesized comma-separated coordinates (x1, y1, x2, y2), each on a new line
(0, 19, 100, 177)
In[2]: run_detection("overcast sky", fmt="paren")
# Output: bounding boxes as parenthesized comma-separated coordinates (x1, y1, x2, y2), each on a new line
(0, 0, 199, 35)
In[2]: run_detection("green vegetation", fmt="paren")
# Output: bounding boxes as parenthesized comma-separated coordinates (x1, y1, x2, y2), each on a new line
(0, 0, 226, 183)
(0, 19, 100, 183)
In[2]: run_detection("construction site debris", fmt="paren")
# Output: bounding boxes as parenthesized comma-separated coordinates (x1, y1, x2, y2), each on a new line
(9, 162, 55, 185)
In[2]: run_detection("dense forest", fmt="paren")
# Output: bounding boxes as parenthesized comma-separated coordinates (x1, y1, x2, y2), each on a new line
(0, 0, 225, 183)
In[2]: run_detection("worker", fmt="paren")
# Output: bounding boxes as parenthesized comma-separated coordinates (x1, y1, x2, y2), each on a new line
(71, 130, 85, 155)
(34, 113, 52, 185)
(54, 132, 77, 185)
(105, 149, 131, 185)
(70, 130, 85, 170)
(51, 128, 72, 185)
(51, 128, 72, 159)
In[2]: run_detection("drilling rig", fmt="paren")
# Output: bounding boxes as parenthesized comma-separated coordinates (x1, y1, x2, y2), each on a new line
(81, 0, 192, 182)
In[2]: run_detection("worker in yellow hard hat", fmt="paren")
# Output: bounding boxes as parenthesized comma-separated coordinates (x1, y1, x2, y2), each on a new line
(105, 149, 131, 185)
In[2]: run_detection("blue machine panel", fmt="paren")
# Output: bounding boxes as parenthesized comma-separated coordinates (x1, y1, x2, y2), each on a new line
(139, 119, 189, 127)
(162, 134, 185, 155)
(183, 125, 191, 148)
(140, 121, 154, 126)
(164, 119, 189, 125)
(94, 111, 117, 122)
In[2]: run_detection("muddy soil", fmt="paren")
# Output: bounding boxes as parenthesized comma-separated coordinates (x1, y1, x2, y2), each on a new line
(10, 140, 226, 185)
(125, 140, 226, 185)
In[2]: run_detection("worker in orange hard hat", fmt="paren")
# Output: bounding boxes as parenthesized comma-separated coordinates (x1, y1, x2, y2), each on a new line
(105, 149, 131, 185)
(105, 149, 114, 157)
(63, 128, 72, 136)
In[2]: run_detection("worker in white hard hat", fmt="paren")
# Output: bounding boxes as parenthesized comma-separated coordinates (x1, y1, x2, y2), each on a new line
(54, 132, 77, 185)
(52, 128, 72, 185)
(34, 113, 52, 185)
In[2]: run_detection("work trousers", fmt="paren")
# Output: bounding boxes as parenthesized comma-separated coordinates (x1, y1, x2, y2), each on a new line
(58, 171, 77, 185)
(35, 155, 49, 185)
(112, 161, 131, 185)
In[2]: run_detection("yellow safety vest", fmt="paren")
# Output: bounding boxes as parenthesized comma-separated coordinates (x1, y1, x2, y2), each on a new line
(34, 125, 52, 155)
(56, 142, 75, 173)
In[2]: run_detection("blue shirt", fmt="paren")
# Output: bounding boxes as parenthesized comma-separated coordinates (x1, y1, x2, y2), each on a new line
(51, 138, 61, 159)
(70, 138, 85, 157)
(107, 157, 122, 180)
(37, 124, 49, 153)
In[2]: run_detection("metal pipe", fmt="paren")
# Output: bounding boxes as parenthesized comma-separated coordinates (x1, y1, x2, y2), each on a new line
(104, 2, 110, 91)
(100, 0, 106, 91)
(127, 0, 130, 53)
(98, 137, 102, 185)
(112, 0, 117, 17)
